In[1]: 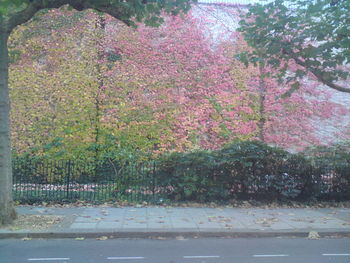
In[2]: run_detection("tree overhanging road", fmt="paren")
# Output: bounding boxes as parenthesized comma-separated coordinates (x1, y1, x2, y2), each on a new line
(1, 238, 350, 263)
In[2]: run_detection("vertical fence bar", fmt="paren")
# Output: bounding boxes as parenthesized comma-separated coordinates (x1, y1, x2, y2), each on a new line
(26, 158, 30, 200)
(131, 163, 134, 202)
(129, 163, 132, 202)
(94, 161, 98, 201)
(46, 159, 49, 200)
(13, 159, 17, 200)
(102, 163, 108, 201)
(152, 161, 156, 203)
(66, 160, 71, 199)
(35, 160, 38, 200)
(58, 160, 61, 200)
(93, 162, 96, 202)
(138, 162, 142, 202)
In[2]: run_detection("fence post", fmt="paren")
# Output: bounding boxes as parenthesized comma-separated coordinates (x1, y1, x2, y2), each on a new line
(66, 160, 71, 199)
(152, 161, 156, 201)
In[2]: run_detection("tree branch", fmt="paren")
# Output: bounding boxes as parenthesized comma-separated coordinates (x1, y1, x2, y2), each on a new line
(7, 0, 129, 32)
(6, 3, 40, 32)
(294, 58, 350, 94)
(282, 49, 350, 94)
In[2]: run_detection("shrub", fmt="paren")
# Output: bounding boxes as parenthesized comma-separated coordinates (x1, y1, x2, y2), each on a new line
(216, 141, 288, 199)
(307, 143, 350, 200)
(155, 150, 225, 201)
(13, 140, 350, 203)
(154, 141, 316, 202)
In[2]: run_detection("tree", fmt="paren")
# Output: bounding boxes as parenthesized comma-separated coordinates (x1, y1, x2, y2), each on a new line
(219, 34, 345, 151)
(198, 6, 348, 150)
(9, 9, 104, 161)
(238, 0, 350, 94)
(9, 8, 180, 160)
(0, 0, 193, 225)
(11, 5, 346, 154)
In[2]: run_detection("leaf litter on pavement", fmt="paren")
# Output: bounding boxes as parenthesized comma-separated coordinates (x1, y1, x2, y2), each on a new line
(2, 215, 63, 231)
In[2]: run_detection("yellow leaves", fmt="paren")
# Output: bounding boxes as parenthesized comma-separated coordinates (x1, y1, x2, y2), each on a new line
(210, 112, 222, 121)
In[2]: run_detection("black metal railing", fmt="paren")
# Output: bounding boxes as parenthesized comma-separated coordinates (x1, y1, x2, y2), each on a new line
(12, 159, 166, 203)
(12, 158, 350, 203)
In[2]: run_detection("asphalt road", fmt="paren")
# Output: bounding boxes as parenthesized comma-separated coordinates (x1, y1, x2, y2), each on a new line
(1, 237, 350, 263)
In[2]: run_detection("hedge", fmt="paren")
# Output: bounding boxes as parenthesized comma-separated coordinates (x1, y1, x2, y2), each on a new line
(12, 141, 350, 203)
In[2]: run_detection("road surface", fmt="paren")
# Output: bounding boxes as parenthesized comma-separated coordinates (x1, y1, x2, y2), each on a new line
(1, 237, 350, 263)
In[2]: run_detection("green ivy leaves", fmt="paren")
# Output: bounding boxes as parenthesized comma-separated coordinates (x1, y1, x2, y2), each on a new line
(0, 0, 28, 16)
(238, 0, 350, 94)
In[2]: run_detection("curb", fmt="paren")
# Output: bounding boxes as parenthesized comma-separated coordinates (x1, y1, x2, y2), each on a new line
(1, 231, 350, 239)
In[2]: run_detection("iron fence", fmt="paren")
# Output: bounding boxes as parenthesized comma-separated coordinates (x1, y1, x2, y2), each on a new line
(12, 159, 166, 203)
(12, 158, 350, 203)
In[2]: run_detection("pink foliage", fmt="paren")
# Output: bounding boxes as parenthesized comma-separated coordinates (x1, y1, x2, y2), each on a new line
(102, 10, 349, 151)
(28, 8, 348, 152)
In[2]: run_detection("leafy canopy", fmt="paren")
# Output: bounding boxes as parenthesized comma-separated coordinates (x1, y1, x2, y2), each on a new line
(238, 0, 350, 93)
(0, 0, 194, 30)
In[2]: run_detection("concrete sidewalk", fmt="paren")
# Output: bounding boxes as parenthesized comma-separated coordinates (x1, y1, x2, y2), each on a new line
(1, 206, 349, 238)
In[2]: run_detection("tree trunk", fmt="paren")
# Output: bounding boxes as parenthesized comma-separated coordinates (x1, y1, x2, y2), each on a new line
(257, 65, 266, 142)
(0, 25, 17, 225)
(93, 14, 106, 177)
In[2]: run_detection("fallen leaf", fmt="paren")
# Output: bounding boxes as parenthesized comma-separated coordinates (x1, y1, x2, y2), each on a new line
(96, 236, 108, 241)
(308, 231, 320, 240)
(220, 218, 232, 223)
